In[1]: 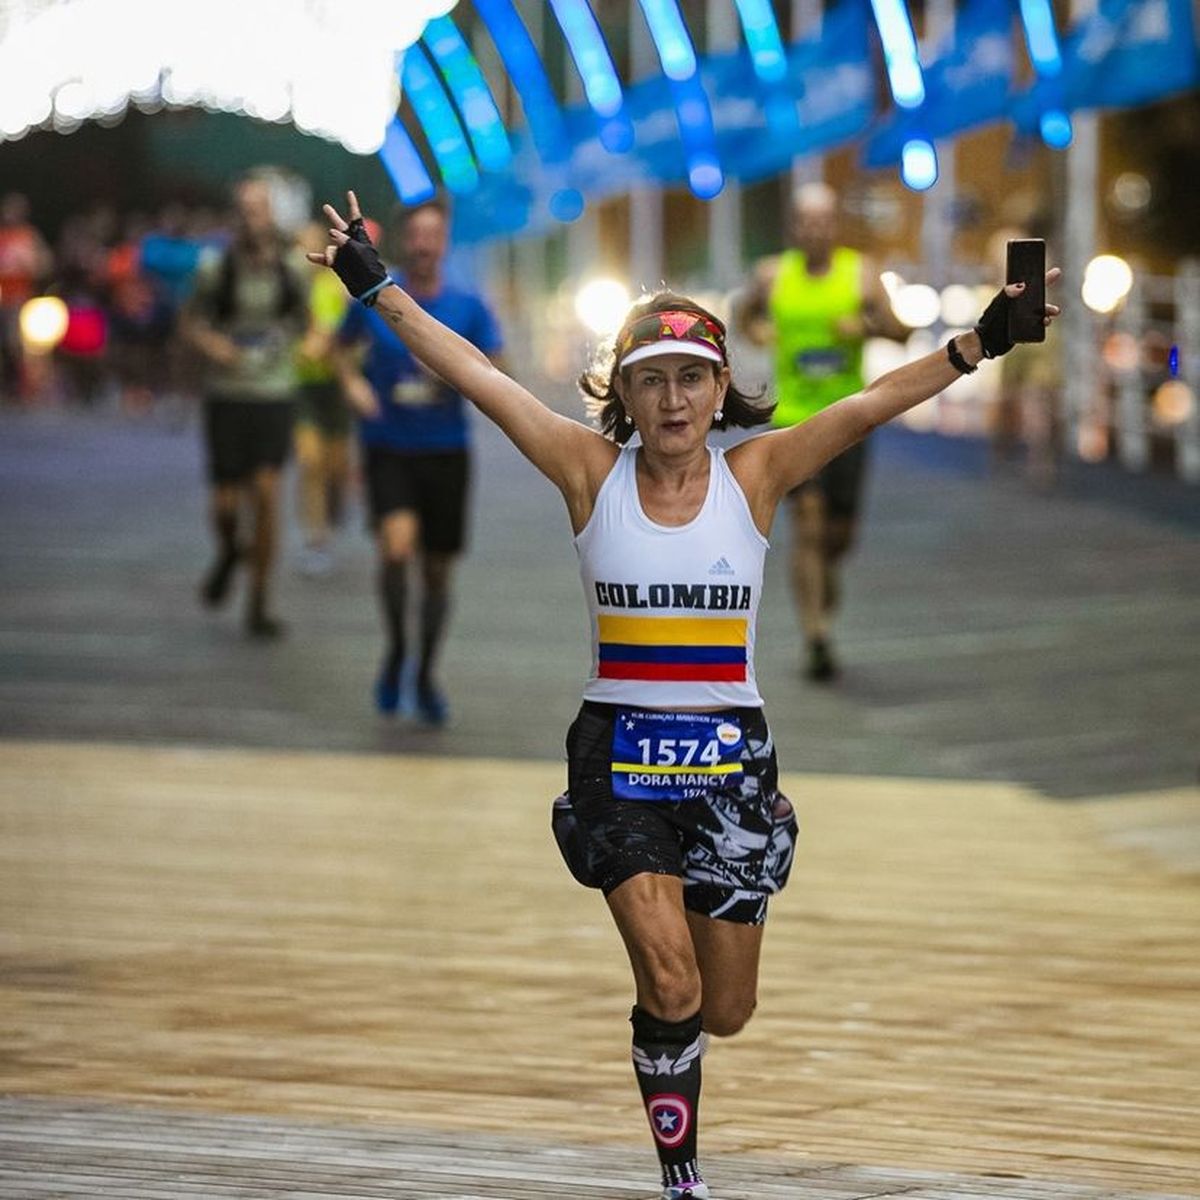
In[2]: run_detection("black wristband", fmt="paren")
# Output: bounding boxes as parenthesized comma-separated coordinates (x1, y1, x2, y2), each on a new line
(946, 336, 976, 375)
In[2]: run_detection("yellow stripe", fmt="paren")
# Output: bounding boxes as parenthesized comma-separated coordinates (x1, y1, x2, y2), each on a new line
(598, 615, 747, 647)
(612, 762, 744, 776)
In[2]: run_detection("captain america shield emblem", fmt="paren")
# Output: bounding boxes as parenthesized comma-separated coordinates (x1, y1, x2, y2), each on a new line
(646, 1094, 690, 1149)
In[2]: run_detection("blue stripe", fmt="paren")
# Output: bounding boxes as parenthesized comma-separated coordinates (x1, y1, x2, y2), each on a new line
(599, 643, 746, 665)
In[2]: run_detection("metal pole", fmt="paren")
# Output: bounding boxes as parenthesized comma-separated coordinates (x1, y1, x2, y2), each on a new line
(512, 0, 549, 361)
(706, 0, 742, 289)
(1175, 257, 1200, 482)
(1114, 271, 1148, 470)
(919, 0, 955, 293)
(790, 0, 823, 190)
(628, 0, 664, 292)
(1063, 0, 1101, 461)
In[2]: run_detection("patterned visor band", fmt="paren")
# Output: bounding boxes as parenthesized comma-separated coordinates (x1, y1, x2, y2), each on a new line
(616, 310, 726, 370)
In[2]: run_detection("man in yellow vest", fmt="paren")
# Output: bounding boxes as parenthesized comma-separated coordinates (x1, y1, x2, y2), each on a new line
(737, 182, 909, 681)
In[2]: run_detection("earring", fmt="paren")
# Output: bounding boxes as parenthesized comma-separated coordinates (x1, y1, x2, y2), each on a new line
(623, 412, 633, 425)
(713, 409, 724, 422)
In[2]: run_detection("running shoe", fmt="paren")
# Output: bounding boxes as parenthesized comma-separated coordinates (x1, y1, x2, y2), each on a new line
(200, 548, 240, 608)
(375, 662, 403, 715)
(415, 680, 449, 726)
(662, 1183, 709, 1200)
(804, 637, 837, 682)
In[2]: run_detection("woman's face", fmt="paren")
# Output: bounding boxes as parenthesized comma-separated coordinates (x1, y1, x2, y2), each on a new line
(619, 353, 730, 457)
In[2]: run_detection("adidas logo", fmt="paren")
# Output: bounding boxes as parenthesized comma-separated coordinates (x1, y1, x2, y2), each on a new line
(708, 556, 735, 576)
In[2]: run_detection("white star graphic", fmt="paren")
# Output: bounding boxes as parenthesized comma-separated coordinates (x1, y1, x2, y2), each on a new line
(654, 1053, 676, 1074)
(655, 1109, 679, 1132)
(625, 719, 635, 730)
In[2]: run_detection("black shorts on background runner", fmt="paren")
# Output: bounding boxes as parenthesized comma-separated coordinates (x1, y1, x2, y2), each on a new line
(204, 397, 296, 484)
(364, 447, 470, 554)
(797, 436, 870, 519)
(554, 701, 798, 925)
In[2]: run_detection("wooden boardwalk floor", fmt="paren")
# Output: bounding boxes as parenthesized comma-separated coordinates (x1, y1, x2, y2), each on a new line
(1, 1096, 1193, 1199)
(1, 742, 1196, 1198)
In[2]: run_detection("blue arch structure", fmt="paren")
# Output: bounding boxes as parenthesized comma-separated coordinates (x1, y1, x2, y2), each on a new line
(636, 0, 724, 198)
(378, 0, 1197, 233)
(399, 43, 480, 195)
(1016, 0, 1073, 147)
(547, 0, 634, 152)
(421, 15, 513, 172)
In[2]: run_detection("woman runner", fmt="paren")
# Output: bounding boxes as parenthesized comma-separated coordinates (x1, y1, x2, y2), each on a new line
(310, 193, 1059, 1200)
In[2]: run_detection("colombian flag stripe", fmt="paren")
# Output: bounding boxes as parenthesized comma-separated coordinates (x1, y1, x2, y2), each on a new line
(612, 762, 744, 776)
(598, 615, 747, 647)
(598, 643, 746, 665)
(599, 661, 747, 682)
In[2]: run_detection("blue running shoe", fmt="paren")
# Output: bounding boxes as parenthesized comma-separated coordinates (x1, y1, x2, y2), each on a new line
(375, 663, 402, 715)
(415, 681, 449, 726)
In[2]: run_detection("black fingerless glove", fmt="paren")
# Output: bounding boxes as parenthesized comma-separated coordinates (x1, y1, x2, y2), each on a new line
(332, 228, 391, 307)
(974, 289, 1014, 359)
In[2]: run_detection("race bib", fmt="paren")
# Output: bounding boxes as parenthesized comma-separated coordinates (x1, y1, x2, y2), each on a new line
(391, 377, 439, 407)
(794, 346, 848, 378)
(611, 710, 744, 802)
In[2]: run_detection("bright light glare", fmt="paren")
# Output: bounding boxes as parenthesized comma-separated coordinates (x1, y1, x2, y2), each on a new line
(939, 284, 978, 327)
(575, 279, 631, 337)
(1152, 381, 1194, 426)
(1082, 254, 1133, 314)
(892, 284, 941, 329)
(900, 139, 938, 191)
(19, 296, 69, 352)
(0, 0, 457, 151)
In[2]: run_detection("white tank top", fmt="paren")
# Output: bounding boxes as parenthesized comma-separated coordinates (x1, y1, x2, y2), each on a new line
(576, 444, 768, 709)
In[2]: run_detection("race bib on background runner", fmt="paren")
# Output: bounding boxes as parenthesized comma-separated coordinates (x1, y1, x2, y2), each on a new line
(611, 710, 744, 802)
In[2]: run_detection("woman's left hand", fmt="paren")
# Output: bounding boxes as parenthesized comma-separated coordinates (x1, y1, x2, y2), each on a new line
(976, 267, 1063, 359)
(307, 191, 391, 305)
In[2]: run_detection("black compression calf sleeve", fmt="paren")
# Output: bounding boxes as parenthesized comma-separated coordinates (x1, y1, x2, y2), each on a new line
(630, 1005, 705, 1189)
(380, 560, 408, 668)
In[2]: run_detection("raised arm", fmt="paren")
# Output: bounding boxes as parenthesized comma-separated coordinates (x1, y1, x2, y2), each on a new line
(309, 193, 615, 522)
(730, 271, 1061, 532)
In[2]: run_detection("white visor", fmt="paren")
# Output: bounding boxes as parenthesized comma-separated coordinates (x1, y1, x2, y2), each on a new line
(618, 340, 725, 370)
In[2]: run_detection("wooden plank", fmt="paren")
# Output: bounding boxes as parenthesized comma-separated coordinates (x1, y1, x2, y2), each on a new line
(0, 1096, 1191, 1199)
(1, 742, 1198, 1196)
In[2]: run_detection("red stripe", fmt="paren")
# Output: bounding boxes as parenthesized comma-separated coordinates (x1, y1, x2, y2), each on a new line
(599, 661, 747, 682)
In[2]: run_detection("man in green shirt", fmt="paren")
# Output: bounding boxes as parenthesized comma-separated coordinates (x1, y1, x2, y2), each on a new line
(181, 176, 309, 638)
(737, 183, 908, 681)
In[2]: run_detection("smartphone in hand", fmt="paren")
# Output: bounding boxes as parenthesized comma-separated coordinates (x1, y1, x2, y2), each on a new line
(1006, 239, 1046, 343)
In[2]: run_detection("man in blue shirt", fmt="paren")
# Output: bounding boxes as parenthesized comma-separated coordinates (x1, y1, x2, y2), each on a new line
(336, 198, 502, 723)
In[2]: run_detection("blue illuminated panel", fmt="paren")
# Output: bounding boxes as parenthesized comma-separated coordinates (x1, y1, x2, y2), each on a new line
(867, 0, 926, 109)
(422, 15, 513, 172)
(1017, 0, 1072, 149)
(547, 0, 625, 117)
(637, 0, 698, 80)
(378, 118, 437, 205)
(633, 1, 722, 199)
(732, 0, 787, 84)
(473, 0, 570, 164)
(1018, 0, 1064, 75)
(400, 46, 480, 196)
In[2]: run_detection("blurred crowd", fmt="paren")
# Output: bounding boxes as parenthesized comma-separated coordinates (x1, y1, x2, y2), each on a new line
(0, 188, 260, 414)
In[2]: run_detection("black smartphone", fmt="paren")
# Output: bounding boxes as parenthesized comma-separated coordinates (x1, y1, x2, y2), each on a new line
(1006, 238, 1046, 343)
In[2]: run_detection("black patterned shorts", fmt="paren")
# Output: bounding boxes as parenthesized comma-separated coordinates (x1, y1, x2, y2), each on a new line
(552, 701, 798, 926)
